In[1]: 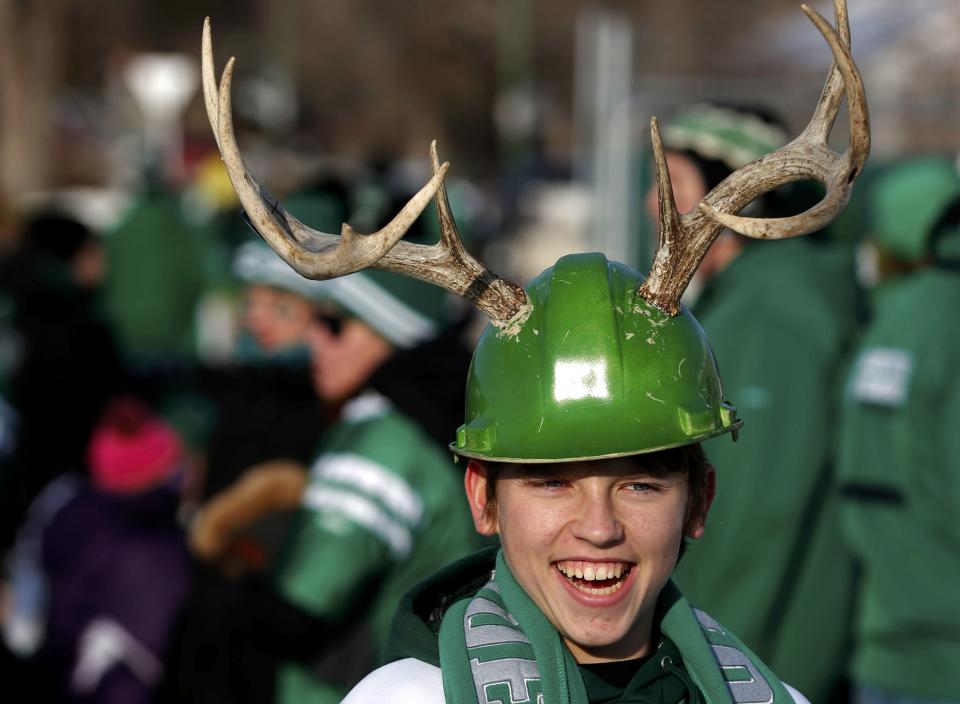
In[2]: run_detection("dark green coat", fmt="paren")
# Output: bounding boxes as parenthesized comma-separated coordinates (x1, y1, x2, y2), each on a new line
(673, 238, 858, 702)
(837, 268, 960, 699)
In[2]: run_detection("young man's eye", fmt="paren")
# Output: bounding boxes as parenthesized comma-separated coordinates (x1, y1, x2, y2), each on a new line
(624, 482, 657, 494)
(524, 478, 570, 491)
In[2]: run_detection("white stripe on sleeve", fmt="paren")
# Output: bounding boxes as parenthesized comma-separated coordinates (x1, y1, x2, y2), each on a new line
(303, 485, 413, 559)
(311, 453, 424, 526)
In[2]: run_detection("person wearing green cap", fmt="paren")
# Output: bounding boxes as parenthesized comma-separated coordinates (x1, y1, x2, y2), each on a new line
(197, 1, 868, 700)
(164, 237, 479, 704)
(195, 240, 331, 502)
(264, 250, 481, 704)
(645, 101, 860, 702)
(859, 155, 960, 281)
(837, 157, 960, 704)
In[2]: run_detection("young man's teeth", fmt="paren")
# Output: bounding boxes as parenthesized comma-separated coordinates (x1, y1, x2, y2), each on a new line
(556, 561, 630, 593)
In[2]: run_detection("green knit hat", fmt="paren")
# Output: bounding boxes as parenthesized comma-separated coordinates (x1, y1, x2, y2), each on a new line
(311, 268, 448, 349)
(233, 240, 330, 302)
(232, 240, 448, 349)
(868, 156, 960, 262)
(661, 103, 789, 171)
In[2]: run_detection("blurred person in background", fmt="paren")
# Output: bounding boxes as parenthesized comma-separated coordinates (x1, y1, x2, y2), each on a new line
(167, 195, 479, 704)
(199, 239, 331, 507)
(0, 210, 125, 555)
(35, 398, 191, 704)
(255, 265, 480, 704)
(195, 169, 356, 504)
(347, 165, 480, 450)
(103, 171, 212, 365)
(646, 102, 859, 702)
(160, 242, 334, 704)
(837, 157, 960, 704)
(161, 240, 334, 704)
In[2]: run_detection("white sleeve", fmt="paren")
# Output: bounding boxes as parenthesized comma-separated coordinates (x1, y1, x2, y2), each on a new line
(784, 682, 811, 704)
(341, 658, 809, 704)
(341, 658, 444, 704)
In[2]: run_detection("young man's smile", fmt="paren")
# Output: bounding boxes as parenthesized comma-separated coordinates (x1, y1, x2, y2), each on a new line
(554, 559, 636, 600)
(466, 457, 713, 664)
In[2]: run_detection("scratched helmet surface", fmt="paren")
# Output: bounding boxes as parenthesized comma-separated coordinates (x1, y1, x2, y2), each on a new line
(453, 253, 740, 463)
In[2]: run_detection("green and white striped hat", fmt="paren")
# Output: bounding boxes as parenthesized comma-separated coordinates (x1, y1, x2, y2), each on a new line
(233, 240, 447, 349)
(662, 103, 789, 171)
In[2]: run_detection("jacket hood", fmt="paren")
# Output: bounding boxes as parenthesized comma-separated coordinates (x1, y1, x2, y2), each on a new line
(381, 546, 498, 667)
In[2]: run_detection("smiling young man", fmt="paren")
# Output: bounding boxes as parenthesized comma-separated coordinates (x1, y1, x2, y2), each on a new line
(339, 253, 810, 704)
(197, 4, 866, 700)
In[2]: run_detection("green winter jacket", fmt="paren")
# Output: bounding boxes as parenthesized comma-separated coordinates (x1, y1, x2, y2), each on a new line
(673, 237, 858, 702)
(837, 268, 960, 700)
(272, 391, 481, 704)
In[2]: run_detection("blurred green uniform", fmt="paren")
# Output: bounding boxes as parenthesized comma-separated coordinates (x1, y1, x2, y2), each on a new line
(838, 268, 960, 700)
(673, 237, 858, 702)
(272, 391, 480, 704)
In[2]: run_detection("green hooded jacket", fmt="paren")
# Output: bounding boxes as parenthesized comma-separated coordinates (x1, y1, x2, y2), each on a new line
(673, 237, 859, 702)
(837, 268, 960, 699)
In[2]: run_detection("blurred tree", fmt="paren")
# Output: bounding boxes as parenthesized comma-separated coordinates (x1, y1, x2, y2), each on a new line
(0, 0, 69, 200)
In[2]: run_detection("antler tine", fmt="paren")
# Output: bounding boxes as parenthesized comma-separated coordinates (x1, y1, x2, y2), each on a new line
(802, 0, 849, 145)
(417, 142, 531, 329)
(429, 140, 469, 259)
(650, 117, 683, 250)
(638, 118, 693, 315)
(638, 0, 869, 316)
(201, 18, 220, 151)
(204, 21, 447, 280)
(200, 20, 529, 327)
(699, 1, 869, 240)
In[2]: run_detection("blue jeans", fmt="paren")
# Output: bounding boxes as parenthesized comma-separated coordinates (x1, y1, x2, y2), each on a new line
(855, 684, 959, 704)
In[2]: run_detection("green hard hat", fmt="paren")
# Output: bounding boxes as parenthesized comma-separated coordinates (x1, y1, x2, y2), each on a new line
(453, 253, 740, 463)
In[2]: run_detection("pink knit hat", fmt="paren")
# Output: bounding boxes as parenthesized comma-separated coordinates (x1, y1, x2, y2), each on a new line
(87, 398, 184, 494)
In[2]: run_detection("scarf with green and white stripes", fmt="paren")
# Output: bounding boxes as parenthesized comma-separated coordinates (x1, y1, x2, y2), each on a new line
(438, 550, 792, 704)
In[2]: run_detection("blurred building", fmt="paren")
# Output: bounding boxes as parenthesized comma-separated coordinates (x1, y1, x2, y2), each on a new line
(2, 0, 959, 204)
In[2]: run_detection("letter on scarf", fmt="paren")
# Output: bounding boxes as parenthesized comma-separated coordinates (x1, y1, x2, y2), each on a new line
(694, 609, 774, 704)
(465, 582, 545, 704)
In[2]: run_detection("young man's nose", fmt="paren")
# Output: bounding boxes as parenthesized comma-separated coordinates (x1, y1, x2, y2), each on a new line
(570, 490, 624, 547)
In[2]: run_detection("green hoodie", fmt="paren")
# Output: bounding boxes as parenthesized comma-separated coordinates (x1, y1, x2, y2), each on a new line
(673, 237, 858, 702)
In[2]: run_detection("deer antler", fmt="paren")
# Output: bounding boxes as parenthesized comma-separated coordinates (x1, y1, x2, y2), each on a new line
(201, 18, 529, 327)
(639, 0, 870, 315)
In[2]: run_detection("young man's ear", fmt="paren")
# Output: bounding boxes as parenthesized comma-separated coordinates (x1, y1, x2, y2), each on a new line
(464, 459, 497, 536)
(684, 464, 717, 540)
